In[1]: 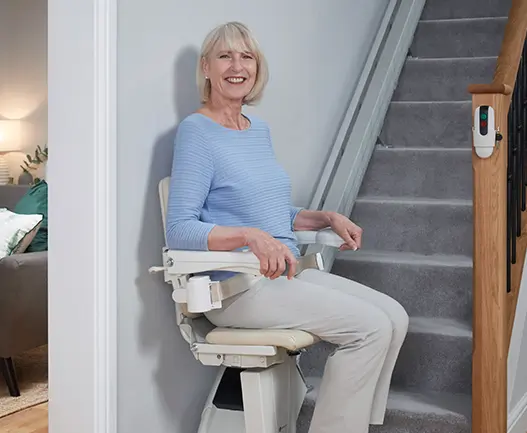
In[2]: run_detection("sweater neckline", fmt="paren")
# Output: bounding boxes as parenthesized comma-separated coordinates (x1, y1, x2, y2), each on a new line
(194, 112, 253, 132)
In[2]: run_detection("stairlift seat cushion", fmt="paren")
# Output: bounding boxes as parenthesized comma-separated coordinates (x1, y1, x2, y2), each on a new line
(205, 327, 318, 351)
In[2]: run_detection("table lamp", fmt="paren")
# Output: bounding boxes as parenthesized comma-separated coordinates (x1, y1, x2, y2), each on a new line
(0, 120, 21, 185)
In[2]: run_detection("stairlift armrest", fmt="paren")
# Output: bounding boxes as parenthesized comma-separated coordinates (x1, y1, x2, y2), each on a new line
(162, 249, 262, 276)
(148, 249, 262, 314)
(149, 248, 326, 314)
(294, 228, 344, 248)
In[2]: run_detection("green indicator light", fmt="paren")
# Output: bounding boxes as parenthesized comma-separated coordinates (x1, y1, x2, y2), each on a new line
(481, 113, 487, 120)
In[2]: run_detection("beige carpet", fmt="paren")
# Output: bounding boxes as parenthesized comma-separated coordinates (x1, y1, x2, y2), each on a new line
(0, 345, 48, 419)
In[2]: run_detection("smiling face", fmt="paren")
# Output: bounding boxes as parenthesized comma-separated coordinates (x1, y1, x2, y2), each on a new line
(202, 43, 258, 104)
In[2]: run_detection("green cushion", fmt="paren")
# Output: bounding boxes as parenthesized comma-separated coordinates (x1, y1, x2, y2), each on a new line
(13, 180, 48, 252)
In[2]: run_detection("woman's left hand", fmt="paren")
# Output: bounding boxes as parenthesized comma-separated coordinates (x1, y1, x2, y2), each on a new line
(328, 212, 363, 251)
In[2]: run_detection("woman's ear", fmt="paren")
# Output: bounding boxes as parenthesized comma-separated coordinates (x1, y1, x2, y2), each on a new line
(201, 57, 210, 79)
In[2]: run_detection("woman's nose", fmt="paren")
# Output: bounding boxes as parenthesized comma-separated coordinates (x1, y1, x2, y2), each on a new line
(231, 57, 242, 72)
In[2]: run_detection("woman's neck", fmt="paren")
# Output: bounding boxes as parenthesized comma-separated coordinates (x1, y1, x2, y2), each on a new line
(201, 98, 247, 130)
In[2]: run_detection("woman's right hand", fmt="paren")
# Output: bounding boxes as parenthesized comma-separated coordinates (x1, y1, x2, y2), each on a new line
(244, 228, 297, 280)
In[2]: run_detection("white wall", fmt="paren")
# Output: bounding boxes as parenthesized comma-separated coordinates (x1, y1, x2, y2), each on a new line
(116, 1, 387, 432)
(0, 0, 47, 182)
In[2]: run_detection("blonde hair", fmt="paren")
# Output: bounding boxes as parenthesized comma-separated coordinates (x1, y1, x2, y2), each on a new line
(197, 22, 269, 105)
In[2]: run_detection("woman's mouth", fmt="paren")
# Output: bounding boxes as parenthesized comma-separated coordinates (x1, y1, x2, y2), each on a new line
(225, 77, 246, 84)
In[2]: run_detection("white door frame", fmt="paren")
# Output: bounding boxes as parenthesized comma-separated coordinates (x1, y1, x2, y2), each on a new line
(47, 0, 117, 432)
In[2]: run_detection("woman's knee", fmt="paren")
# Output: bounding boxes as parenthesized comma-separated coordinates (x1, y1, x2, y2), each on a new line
(386, 297, 409, 338)
(368, 309, 393, 348)
(344, 306, 392, 351)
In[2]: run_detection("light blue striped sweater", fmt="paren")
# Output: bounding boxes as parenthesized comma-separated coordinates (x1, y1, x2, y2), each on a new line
(166, 113, 303, 280)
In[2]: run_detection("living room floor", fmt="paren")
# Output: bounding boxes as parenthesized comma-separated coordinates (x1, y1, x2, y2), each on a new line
(0, 402, 47, 432)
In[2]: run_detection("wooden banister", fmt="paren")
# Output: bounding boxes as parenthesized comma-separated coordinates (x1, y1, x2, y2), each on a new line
(468, 0, 527, 95)
(469, 1, 527, 433)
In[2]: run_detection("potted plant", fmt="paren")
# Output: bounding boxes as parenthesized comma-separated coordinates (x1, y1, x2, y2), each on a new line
(19, 144, 48, 185)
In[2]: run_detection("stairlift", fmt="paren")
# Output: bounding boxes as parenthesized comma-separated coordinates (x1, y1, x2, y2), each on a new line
(149, 176, 345, 433)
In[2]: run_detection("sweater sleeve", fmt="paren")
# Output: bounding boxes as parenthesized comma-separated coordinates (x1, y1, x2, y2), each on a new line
(290, 206, 303, 231)
(165, 120, 216, 250)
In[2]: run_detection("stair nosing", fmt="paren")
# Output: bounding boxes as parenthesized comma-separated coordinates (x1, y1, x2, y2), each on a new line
(337, 249, 472, 268)
(406, 55, 497, 62)
(375, 146, 471, 152)
(389, 100, 472, 105)
(355, 196, 472, 206)
(418, 16, 508, 24)
(408, 316, 472, 338)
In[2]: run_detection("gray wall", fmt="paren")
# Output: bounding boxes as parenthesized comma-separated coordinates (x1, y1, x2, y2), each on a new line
(511, 322, 527, 409)
(116, 1, 388, 432)
(0, 0, 47, 181)
(509, 260, 527, 417)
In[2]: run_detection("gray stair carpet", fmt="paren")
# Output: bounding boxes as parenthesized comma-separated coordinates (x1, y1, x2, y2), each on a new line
(297, 0, 511, 431)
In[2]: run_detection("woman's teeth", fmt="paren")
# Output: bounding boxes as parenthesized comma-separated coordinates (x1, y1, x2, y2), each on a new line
(226, 77, 245, 83)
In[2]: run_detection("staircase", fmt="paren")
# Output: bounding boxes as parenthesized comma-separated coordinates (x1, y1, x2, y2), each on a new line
(298, 0, 511, 431)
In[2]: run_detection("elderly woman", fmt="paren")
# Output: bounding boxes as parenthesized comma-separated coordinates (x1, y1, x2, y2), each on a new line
(166, 21, 409, 433)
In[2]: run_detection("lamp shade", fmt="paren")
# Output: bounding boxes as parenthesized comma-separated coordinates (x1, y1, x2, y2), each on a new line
(0, 120, 22, 152)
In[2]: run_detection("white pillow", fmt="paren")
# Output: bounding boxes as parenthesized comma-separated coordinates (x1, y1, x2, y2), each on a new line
(0, 208, 44, 259)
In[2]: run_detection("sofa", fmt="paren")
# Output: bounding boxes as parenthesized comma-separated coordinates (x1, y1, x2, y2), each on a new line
(0, 184, 48, 397)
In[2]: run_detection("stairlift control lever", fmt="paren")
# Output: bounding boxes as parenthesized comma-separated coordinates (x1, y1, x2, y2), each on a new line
(473, 105, 496, 159)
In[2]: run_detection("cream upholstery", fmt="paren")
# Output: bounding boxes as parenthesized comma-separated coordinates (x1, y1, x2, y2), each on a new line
(206, 327, 318, 351)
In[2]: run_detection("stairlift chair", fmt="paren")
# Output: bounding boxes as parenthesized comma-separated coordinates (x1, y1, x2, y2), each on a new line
(149, 176, 345, 433)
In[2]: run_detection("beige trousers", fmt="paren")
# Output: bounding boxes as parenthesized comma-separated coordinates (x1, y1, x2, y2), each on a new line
(205, 268, 409, 433)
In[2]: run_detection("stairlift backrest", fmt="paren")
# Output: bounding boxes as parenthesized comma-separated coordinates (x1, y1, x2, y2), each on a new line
(158, 176, 202, 319)
(158, 176, 170, 244)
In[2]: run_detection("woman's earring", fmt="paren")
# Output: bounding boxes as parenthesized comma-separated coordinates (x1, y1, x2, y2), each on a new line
(205, 76, 209, 80)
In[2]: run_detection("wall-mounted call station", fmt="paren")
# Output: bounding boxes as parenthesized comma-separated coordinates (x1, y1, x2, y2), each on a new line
(473, 105, 500, 159)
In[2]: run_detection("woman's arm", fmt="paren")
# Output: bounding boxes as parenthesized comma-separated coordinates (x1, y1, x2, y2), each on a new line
(293, 209, 363, 251)
(292, 209, 334, 231)
(207, 226, 248, 251)
(166, 121, 217, 250)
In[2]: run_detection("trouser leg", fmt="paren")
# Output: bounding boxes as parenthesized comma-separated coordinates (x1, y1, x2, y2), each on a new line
(205, 275, 393, 433)
(297, 269, 409, 424)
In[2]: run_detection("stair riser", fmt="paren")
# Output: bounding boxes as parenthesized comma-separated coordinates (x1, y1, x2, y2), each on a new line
(411, 18, 507, 58)
(359, 149, 473, 200)
(331, 259, 472, 321)
(392, 57, 496, 101)
(299, 332, 472, 394)
(380, 102, 472, 148)
(421, 0, 512, 20)
(350, 202, 473, 256)
(391, 332, 472, 394)
(298, 402, 470, 433)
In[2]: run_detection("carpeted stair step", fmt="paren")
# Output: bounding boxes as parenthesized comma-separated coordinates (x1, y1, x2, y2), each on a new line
(392, 57, 496, 101)
(298, 382, 471, 433)
(299, 317, 471, 395)
(358, 147, 472, 200)
(331, 250, 472, 321)
(411, 17, 507, 58)
(350, 197, 472, 256)
(421, 0, 511, 20)
(379, 101, 472, 148)
(298, 384, 472, 433)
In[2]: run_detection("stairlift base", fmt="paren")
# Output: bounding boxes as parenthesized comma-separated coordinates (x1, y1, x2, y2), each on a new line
(198, 354, 307, 433)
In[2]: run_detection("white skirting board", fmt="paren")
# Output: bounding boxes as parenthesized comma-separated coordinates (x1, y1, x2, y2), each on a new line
(305, 0, 426, 270)
(509, 393, 527, 433)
